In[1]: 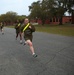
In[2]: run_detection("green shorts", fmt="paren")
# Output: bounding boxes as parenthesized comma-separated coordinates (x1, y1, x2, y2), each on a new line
(16, 29, 20, 34)
(24, 35, 33, 42)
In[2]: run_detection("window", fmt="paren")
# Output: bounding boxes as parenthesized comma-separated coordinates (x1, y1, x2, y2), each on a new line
(53, 18, 55, 22)
(50, 18, 52, 22)
(56, 17, 58, 22)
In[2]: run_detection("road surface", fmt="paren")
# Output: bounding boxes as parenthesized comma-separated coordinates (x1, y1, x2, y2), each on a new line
(0, 27, 74, 75)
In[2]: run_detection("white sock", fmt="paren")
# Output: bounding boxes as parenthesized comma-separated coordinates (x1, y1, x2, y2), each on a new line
(32, 53, 35, 55)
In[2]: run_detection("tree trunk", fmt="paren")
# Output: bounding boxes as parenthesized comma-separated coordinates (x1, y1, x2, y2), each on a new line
(42, 19, 45, 25)
(59, 16, 63, 25)
(72, 10, 74, 24)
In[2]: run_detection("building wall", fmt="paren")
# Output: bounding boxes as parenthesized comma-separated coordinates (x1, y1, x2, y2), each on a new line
(31, 16, 72, 25)
(62, 16, 71, 24)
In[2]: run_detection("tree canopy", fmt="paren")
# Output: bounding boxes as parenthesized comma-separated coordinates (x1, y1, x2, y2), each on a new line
(29, 0, 74, 24)
(0, 11, 26, 25)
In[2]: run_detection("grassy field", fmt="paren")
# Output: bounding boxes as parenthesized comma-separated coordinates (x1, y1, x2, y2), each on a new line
(6, 24, 74, 37)
(35, 24, 74, 37)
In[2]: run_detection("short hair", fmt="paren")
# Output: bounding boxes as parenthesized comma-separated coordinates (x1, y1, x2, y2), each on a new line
(24, 18, 29, 22)
(25, 18, 29, 21)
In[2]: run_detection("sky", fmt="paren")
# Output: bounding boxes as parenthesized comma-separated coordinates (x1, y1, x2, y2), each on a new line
(0, 0, 69, 16)
(0, 0, 38, 16)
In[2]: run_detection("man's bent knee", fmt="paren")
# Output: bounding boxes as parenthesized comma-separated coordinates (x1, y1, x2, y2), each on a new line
(26, 40, 32, 46)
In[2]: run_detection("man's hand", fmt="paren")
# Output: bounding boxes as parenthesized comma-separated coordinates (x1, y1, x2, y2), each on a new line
(29, 26, 32, 29)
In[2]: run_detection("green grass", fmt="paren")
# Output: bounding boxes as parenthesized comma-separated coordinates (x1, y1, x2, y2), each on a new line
(6, 24, 74, 37)
(35, 24, 74, 37)
(6, 25, 15, 28)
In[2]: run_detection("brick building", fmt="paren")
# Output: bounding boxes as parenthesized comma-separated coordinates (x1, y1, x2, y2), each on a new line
(31, 16, 72, 25)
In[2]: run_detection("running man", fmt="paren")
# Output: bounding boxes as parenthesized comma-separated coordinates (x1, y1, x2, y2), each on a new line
(15, 20, 23, 44)
(0, 22, 4, 34)
(21, 18, 37, 58)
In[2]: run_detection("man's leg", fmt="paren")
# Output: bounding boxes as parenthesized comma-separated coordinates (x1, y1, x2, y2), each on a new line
(1, 28, 4, 34)
(26, 40, 37, 57)
(16, 33, 18, 40)
(19, 32, 22, 40)
(19, 32, 23, 44)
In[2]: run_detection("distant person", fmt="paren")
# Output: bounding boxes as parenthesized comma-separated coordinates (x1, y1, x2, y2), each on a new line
(21, 18, 37, 58)
(0, 22, 4, 34)
(15, 20, 23, 44)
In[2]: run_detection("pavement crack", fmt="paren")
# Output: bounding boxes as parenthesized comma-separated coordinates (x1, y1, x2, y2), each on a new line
(56, 44, 74, 54)
(36, 67, 47, 75)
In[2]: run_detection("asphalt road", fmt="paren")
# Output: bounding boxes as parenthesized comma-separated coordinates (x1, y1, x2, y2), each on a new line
(0, 27, 74, 75)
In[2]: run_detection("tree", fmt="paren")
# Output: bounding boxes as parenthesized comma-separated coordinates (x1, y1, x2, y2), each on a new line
(0, 14, 6, 22)
(0, 11, 18, 25)
(6, 11, 18, 24)
(29, 0, 57, 25)
(29, 0, 73, 25)
(0, 11, 27, 25)
(29, 1, 42, 21)
(66, 0, 74, 24)
(55, 0, 74, 24)
(17, 15, 26, 23)
(54, 0, 67, 25)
